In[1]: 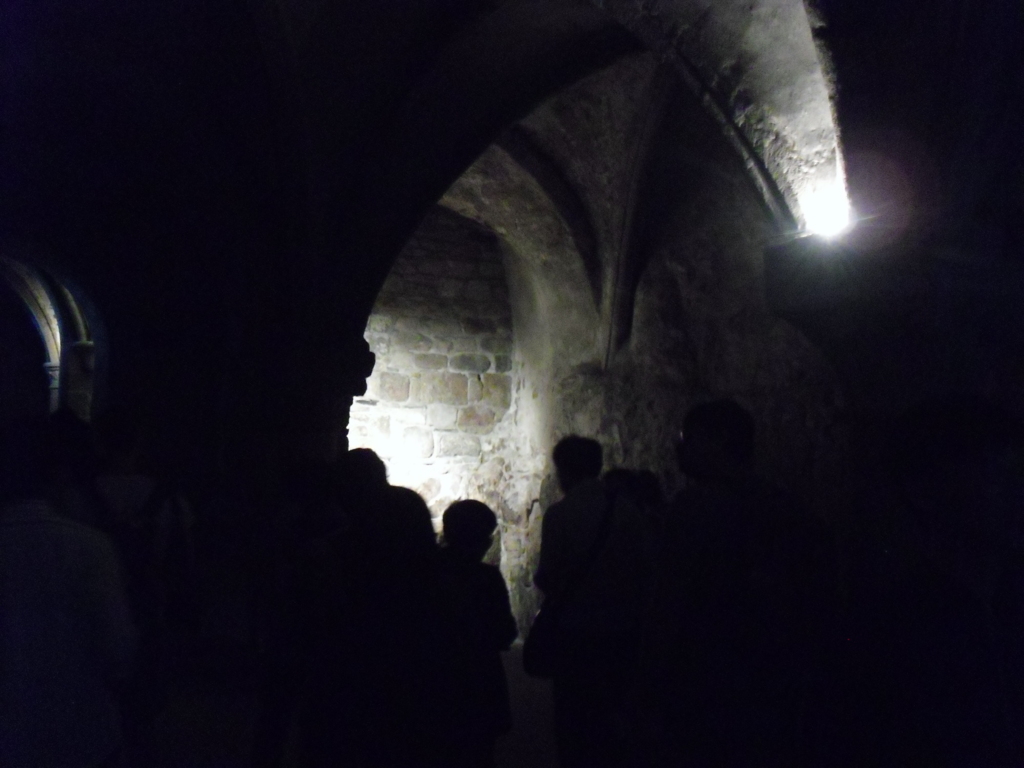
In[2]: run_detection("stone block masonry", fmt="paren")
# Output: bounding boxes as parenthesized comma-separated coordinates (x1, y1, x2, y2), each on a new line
(348, 207, 517, 520)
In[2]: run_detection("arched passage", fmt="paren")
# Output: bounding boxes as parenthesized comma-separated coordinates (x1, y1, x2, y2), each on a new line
(0, 271, 50, 421)
(350, 175, 598, 628)
(0, 255, 98, 419)
(349, 49, 848, 629)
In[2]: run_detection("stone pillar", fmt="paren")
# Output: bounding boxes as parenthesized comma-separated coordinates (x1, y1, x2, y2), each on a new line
(43, 361, 60, 413)
(63, 341, 95, 420)
(333, 334, 376, 455)
(283, 330, 376, 462)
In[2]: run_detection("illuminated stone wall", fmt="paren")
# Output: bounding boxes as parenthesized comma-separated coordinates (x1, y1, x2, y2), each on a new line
(348, 207, 517, 524)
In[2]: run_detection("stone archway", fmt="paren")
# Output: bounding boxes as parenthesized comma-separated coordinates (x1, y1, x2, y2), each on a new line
(0, 255, 97, 419)
(348, 45, 850, 631)
(348, 206, 550, 628)
(349, 208, 520, 518)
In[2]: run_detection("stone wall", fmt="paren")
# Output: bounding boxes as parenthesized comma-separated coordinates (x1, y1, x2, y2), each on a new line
(351, 55, 850, 635)
(349, 207, 516, 523)
(504, 52, 848, 515)
(441, 54, 850, 633)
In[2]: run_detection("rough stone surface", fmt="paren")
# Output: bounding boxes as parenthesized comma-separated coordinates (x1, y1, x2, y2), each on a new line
(437, 433, 482, 457)
(378, 372, 410, 402)
(351, 58, 847, 634)
(481, 336, 512, 354)
(598, 0, 843, 227)
(393, 331, 432, 352)
(457, 405, 497, 433)
(414, 353, 448, 370)
(410, 372, 468, 405)
(481, 374, 512, 409)
(349, 206, 517, 538)
(426, 403, 459, 429)
(402, 426, 434, 459)
(462, 318, 497, 334)
(450, 353, 491, 373)
(467, 376, 483, 403)
(437, 53, 848, 633)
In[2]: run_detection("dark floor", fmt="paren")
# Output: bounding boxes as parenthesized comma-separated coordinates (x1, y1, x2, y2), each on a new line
(495, 645, 559, 768)
(151, 644, 557, 768)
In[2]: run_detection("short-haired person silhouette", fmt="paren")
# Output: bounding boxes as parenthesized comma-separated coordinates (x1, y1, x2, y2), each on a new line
(535, 436, 605, 597)
(314, 485, 468, 768)
(635, 400, 826, 768)
(443, 499, 499, 555)
(293, 449, 394, 768)
(440, 500, 517, 768)
(674, 398, 755, 482)
(535, 436, 655, 768)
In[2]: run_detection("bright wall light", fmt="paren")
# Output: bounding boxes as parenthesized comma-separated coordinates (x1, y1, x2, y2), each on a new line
(798, 180, 852, 239)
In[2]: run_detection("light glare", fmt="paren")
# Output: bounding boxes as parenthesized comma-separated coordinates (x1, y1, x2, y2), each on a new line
(798, 181, 852, 238)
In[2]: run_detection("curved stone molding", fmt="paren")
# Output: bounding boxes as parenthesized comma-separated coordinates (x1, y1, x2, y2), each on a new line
(598, 0, 844, 233)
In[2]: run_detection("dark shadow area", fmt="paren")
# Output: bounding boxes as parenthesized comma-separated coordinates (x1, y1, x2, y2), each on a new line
(1, 1, 1023, 767)
(0, 281, 50, 422)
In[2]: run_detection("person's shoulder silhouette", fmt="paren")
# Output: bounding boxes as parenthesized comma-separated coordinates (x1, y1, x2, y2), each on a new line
(441, 500, 517, 651)
(535, 435, 605, 596)
(439, 500, 517, 764)
(0, 416, 137, 768)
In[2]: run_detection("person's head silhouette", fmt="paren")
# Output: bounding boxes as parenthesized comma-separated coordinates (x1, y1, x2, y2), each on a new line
(442, 499, 498, 561)
(552, 436, 602, 494)
(334, 448, 389, 531)
(343, 448, 388, 489)
(676, 399, 755, 483)
(374, 486, 437, 567)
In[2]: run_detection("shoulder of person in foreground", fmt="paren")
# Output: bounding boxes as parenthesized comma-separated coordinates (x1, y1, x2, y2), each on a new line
(76, 522, 140, 679)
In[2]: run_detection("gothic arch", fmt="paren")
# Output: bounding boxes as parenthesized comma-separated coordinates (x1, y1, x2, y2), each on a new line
(0, 254, 98, 417)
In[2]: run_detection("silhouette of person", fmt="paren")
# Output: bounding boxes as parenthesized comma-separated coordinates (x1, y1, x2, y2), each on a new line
(335, 447, 389, 535)
(838, 396, 1024, 766)
(600, 468, 637, 505)
(252, 460, 338, 768)
(535, 436, 655, 768)
(311, 485, 463, 768)
(632, 470, 664, 516)
(634, 400, 827, 767)
(47, 408, 104, 527)
(294, 449, 391, 767)
(535, 436, 607, 598)
(0, 417, 137, 768)
(439, 500, 518, 768)
(602, 468, 666, 532)
(93, 408, 196, 768)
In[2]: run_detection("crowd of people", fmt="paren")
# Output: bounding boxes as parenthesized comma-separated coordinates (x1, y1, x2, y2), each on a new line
(532, 398, 1024, 767)
(0, 410, 195, 767)
(252, 451, 518, 768)
(0, 395, 1022, 767)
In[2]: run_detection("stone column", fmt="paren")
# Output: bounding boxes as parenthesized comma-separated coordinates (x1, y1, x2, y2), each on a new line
(282, 330, 376, 462)
(63, 341, 95, 420)
(44, 362, 60, 413)
(332, 332, 377, 456)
